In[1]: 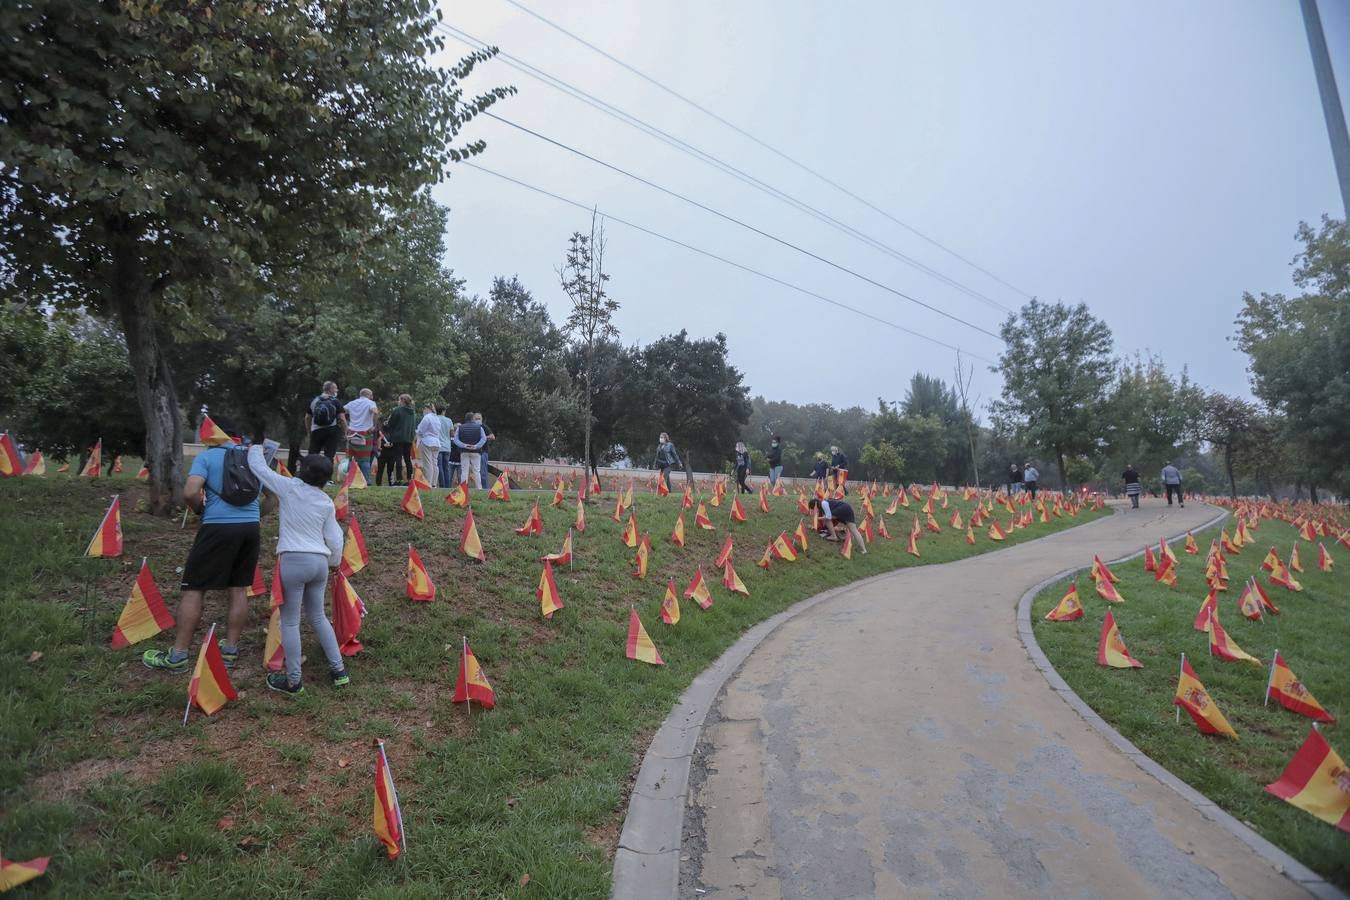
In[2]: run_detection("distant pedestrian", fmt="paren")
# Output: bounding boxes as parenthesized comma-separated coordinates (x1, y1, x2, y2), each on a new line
(1008, 463, 1022, 495)
(415, 401, 442, 488)
(478, 415, 496, 489)
(811, 452, 828, 486)
(436, 406, 455, 489)
(373, 420, 397, 486)
(653, 432, 681, 492)
(306, 381, 345, 462)
(1022, 462, 1040, 500)
(734, 442, 752, 493)
(767, 435, 784, 487)
(828, 446, 849, 494)
(1161, 461, 1184, 507)
(452, 413, 487, 486)
(1122, 463, 1142, 509)
(343, 388, 378, 482)
(809, 498, 867, 553)
(245, 445, 349, 695)
(385, 394, 416, 485)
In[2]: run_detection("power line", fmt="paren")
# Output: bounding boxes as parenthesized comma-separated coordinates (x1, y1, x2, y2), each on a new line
(498, 0, 1036, 302)
(478, 109, 1004, 342)
(461, 161, 996, 364)
(435, 21, 1014, 316)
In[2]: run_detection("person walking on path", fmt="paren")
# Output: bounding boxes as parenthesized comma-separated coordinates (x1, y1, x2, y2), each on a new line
(343, 388, 378, 483)
(436, 406, 455, 489)
(452, 413, 487, 486)
(143, 426, 260, 673)
(305, 381, 345, 463)
(1122, 463, 1142, 509)
(244, 445, 350, 695)
(478, 415, 496, 489)
(734, 442, 753, 494)
(415, 401, 442, 488)
(1022, 462, 1040, 500)
(1161, 461, 1184, 507)
(1007, 463, 1022, 495)
(767, 435, 783, 487)
(653, 432, 681, 493)
(808, 497, 867, 553)
(385, 394, 416, 485)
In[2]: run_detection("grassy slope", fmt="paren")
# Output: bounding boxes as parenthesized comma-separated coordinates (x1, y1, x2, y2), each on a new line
(1031, 516, 1349, 889)
(1, 472, 1105, 899)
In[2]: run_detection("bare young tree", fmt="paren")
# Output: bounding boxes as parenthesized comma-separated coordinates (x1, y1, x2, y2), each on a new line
(954, 350, 981, 487)
(559, 209, 620, 476)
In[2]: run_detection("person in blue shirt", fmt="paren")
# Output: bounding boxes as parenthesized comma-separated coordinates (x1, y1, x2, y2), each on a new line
(811, 452, 828, 486)
(734, 442, 752, 493)
(143, 427, 261, 673)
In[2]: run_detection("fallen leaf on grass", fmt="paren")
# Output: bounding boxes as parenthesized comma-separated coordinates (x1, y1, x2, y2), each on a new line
(518, 874, 530, 887)
(216, 817, 234, 831)
(27, 651, 43, 663)
(177, 853, 189, 862)
(337, 758, 350, 769)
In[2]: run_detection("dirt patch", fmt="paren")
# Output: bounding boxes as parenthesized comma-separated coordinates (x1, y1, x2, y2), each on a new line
(30, 757, 135, 802)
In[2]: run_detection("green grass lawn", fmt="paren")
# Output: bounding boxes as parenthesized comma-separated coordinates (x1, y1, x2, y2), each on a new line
(1, 471, 1105, 898)
(1031, 514, 1350, 890)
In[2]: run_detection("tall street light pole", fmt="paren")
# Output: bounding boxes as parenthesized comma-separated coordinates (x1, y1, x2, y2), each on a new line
(1301, 0, 1350, 216)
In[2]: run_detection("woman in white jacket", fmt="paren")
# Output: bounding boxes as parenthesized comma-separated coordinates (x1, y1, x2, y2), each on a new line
(247, 445, 349, 695)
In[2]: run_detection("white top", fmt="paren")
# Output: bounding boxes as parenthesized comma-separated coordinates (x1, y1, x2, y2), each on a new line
(247, 445, 343, 566)
(344, 396, 378, 432)
(416, 411, 442, 449)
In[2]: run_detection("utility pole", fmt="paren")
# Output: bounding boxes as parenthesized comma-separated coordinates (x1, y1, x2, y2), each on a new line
(1301, 0, 1350, 216)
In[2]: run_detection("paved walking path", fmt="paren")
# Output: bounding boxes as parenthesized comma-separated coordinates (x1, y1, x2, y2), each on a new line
(679, 503, 1310, 899)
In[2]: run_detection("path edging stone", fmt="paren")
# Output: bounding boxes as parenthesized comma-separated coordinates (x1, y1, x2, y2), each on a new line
(1015, 506, 1347, 900)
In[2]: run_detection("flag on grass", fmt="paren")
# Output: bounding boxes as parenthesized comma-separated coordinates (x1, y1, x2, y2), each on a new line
(695, 501, 714, 530)
(84, 495, 123, 558)
(575, 496, 587, 532)
(626, 607, 664, 665)
(543, 529, 573, 565)
(906, 529, 920, 558)
(0, 856, 50, 891)
(1185, 532, 1199, 554)
(1269, 563, 1303, 592)
(197, 414, 233, 447)
(1194, 589, 1218, 631)
(759, 487, 771, 514)
(671, 511, 686, 547)
(661, 579, 681, 624)
(340, 459, 367, 489)
(246, 563, 267, 598)
(1174, 655, 1238, 738)
(1144, 545, 1157, 572)
(721, 560, 749, 596)
(683, 484, 694, 509)
(1261, 546, 1281, 571)
(460, 509, 485, 562)
(453, 639, 496, 709)
(406, 545, 436, 601)
(684, 567, 713, 609)
(987, 521, 1006, 541)
(1290, 543, 1304, 572)
(339, 514, 368, 576)
(633, 533, 651, 579)
(487, 473, 510, 501)
(840, 527, 853, 559)
(372, 740, 407, 859)
(538, 559, 563, 618)
(1250, 577, 1280, 615)
(1207, 614, 1260, 665)
(513, 500, 544, 536)
(331, 572, 367, 656)
(715, 536, 734, 570)
(410, 464, 431, 491)
(965, 524, 975, 545)
(1237, 580, 1263, 621)
(445, 480, 470, 508)
(0, 432, 21, 476)
(1265, 728, 1350, 831)
(794, 519, 810, 552)
(1317, 543, 1334, 572)
(551, 483, 565, 507)
(730, 496, 748, 523)
(335, 484, 350, 522)
(621, 511, 640, 548)
(771, 532, 798, 561)
(1154, 555, 1178, 587)
(263, 597, 285, 673)
(24, 450, 45, 476)
(1090, 555, 1120, 583)
(757, 543, 772, 570)
(110, 560, 174, 648)
(1094, 578, 1124, 603)
(1045, 584, 1084, 621)
(80, 440, 101, 477)
(400, 482, 424, 520)
(1267, 651, 1335, 723)
(1097, 610, 1142, 668)
(185, 623, 238, 719)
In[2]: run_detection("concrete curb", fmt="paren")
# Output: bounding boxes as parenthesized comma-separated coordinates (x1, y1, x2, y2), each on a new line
(1015, 506, 1347, 900)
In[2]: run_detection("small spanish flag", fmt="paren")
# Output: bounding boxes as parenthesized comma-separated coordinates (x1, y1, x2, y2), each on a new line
(950, 508, 963, 530)
(794, 519, 810, 552)
(342, 459, 368, 489)
(1097, 610, 1142, 668)
(334, 483, 350, 522)
(1290, 543, 1304, 573)
(626, 607, 664, 665)
(24, 450, 46, 476)
(671, 511, 686, 547)
(575, 496, 587, 532)
(657, 475, 670, 496)
(410, 464, 431, 490)
(721, 560, 749, 596)
(1045, 584, 1084, 621)
(453, 638, 496, 709)
(987, 521, 1006, 541)
(0, 432, 22, 476)
(538, 559, 564, 618)
(110, 559, 175, 648)
(771, 532, 798, 561)
(1144, 545, 1157, 573)
(1174, 654, 1237, 738)
(332, 572, 367, 656)
(1237, 580, 1263, 621)
(695, 501, 714, 530)
(1193, 589, 1218, 631)
(661, 579, 681, 624)
(263, 605, 285, 673)
(543, 529, 573, 566)
(965, 524, 975, 545)
(840, 527, 853, 559)
(445, 480, 470, 508)
(400, 482, 424, 520)
(1266, 651, 1335, 723)
(1090, 555, 1120, 583)
(633, 533, 651, 579)
(406, 545, 436, 602)
(860, 516, 875, 542)
(80, 439, 102, 477)
(611, 494, 626, 522)
(1265, 728, 1350, 831)
(372, 739, 407, 859)
(906, 530, 920, 558)
(1206, 614, 1260, 665)
(488, 473, 511, 501)
(1094, 578, 1124, 603)
(0, 856, 50, 891)
(683, 484, 694, 509)
(84, 495, 124, 558)
(1185, 531, 1199, 554)
(551, 483, 566, 507)
(1317, 542, 1334, 572)
(460, 509, 485, 562)
(621, 511, 640, 549)
(339, 514, 368, 576)
(197, 414, 233, 447)
(184, 623, 238, 721)
(714, 536, 734, 569)
(684, 567, 713, 609)
(514, 500, 544, 536)
(246, 563, 267, 599)
(1251, 577, 1280, 615)
(730, 496, 748, 523)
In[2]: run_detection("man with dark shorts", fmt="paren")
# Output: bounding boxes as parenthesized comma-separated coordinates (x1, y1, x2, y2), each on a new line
(809, 497, 868, 553)
(143, 428, 260, 672)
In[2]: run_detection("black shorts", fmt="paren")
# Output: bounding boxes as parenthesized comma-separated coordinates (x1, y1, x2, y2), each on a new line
(831, 507, 856, 525)
(181, 523, 261, 590)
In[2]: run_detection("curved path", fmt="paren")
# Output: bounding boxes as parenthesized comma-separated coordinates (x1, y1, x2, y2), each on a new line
(617, 503, 1332, 899)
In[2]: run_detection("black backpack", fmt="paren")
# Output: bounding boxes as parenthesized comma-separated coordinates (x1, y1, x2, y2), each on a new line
(218, 445, 261, 506)
(312, 394, 339, 428)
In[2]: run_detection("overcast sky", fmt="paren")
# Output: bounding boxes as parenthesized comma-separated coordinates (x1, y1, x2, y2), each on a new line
(432, 0, 1348, 415)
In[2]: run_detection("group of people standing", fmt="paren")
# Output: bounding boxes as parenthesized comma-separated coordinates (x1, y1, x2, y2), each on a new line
(301, 382, 496, 489)
(1006, 462, 1041, 498)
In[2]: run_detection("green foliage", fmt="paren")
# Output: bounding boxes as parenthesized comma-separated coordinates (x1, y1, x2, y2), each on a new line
(859, 440, 904, 481)
(1097, 354, 1204, 491)
(740, 398, 872, 479)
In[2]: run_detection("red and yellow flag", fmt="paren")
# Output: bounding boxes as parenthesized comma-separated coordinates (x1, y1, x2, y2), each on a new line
(372, 740, 407, 859)
(1097, 610, 1142, 668)
(1154, 554, 1178, 587)
(1289, 542, 1304, 573)
(24, 450, 46, 476)
(758, 487, 771, 514)
(906, 529, 920, 558)
(757, 543, 772, 570)
(263, 604, 284, 673)
(657, 475, 670, 497)
(84, 495, 123, 558)
(1265, 728, 1350, 831)
(185, 623, 238, 719)
(445, 480, 470, 508)
(342, 459, 368, 489)
(860, 516, 875, 542)
(574, 495, 587, 532)
(771, 532, 798, 561)
(246, 563, 267, 599)
(987, 521, 1006, 541)
(0, 856, 50, 891)
(1269, 563, 1303, 592)
(1045, 584, 1084, 621)
(684, 566, 713, 609)
(950, 508, 964, 530)
(683, 484, 694, 509)
(334, 483, 350, 522)
(721, 560, 749, 596)
(611, 493, 626, 522)
(1094, 577, 1124, 603)
(695, 501, 714, 530)
(513, 500, 544, 536)
(1237, 580, 1263, 621)
(794, 519, 810, 552)
(0, 432, 22, 476)
(671, 511, 686, 547)
(543, 528, 573, 565)
(621, 511, 640, 548)
(1174, 655, 1238, 738)
(729, 496, 748, 523)
(406, 545, 436, 602)
(460, 509, 485, 562)
(400, 482, 425, 520)
(332, 572, 367, 656)
(633, 533, 651, 579)
(197, 414, 233, 447)
(110, 560, 175, 648)
(626, 607, 664, 665)
(1193, 589, 1218, 632)
(965, 524, 976, 545)
(538, 559, 564, 618)
(1144, 545, 1157, 573)
(1267, 651, 1335, 723)
(661, 579, 681, 624)
(1185, 531, 1199, 554)
(551, 483, 566, 507)
(453, 639, 496, 709)
(80, 439, 102, 477)
(840, 527, 853, 559)
(1317, 542, 1334, 572)
(1090, 555, 1120, 584)
(714, 536, 734, 570)
(1207, 614, 1260, 665)
(339, 514, 368, 576)
(487, 472, 511, 501)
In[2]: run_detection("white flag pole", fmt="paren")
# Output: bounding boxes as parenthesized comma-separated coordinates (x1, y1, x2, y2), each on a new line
(1265, 649, 1278, 707)
(462, 635, 471, 717)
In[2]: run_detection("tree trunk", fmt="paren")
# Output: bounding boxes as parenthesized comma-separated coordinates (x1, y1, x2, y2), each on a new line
(114, 240, 183, 515)
(1310, 483, 1319, 504)
(582, 343, 593, 479)
(1224, 447, 1237, 499)
(1054, 445, 1067, 491)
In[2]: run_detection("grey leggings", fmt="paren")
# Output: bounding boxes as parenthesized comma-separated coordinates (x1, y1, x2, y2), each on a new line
(278, 552, 344, 685)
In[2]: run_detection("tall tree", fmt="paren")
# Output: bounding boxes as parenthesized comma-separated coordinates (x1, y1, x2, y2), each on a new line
(559, 211, 620, 475)
(1198, 392, 1258, 499)
(992, 300, 1115, 488)
(0, 1, 511, 512)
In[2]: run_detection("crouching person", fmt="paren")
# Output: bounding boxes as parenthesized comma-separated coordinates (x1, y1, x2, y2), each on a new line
(809, 497, 868, 554)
